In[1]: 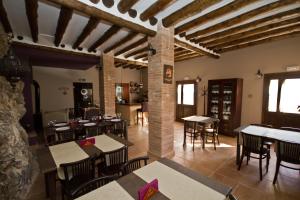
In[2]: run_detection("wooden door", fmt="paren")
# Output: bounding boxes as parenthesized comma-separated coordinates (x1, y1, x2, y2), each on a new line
(176, 80, 197, 121)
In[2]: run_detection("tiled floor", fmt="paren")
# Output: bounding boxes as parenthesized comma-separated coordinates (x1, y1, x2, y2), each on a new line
(27, 122, 300, 200)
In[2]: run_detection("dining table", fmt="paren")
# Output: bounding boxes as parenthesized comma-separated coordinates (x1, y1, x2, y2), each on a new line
(37, 133, 132, 200)
(182, 115, 219, 149)
(75, 158, 232, 200)
(234, 125, 300, 164)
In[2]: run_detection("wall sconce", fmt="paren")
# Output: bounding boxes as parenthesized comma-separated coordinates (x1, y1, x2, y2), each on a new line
(256, 69, 263, 79)
(195, 75, 202, 83)
(58, 86, 69, 95)
(148, 43, 156, 56)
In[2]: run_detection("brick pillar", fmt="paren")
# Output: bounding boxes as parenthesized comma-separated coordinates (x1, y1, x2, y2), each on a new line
(148, 23, 175, 158)
(99, 52, 116, 115)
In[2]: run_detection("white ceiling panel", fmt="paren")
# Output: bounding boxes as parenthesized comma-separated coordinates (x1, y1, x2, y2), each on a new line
(38, 1, 60, 37)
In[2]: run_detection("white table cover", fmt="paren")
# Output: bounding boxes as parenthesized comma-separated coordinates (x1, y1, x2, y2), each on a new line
(182, 115, 210, 122)
(49, 141, 89, 179)
(93, 135, 124, 152)
(134, 161, 226, 200)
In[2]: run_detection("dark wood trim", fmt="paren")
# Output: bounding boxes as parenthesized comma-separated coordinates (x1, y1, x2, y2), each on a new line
(124, 46, 148, 58)
(104, 32, 137, 53)
(134, 53, 147, 60)
(54, 6, 73, 47)
(115, 57, 147, 67)
(25, 0, 39, 43)
(102, 0, 114, 8)
(0, 0, 13, 33)
(117, 0, 139, 14)
(88, 25, 121, 52)
(140, 0, 174, 21)
(162, 0, 221, 28)
(73, 17, 99, 49)
(115, 36, 148, 56)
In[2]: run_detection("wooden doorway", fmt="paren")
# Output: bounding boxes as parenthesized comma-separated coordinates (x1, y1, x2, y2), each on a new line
(176, 80, 197, 122)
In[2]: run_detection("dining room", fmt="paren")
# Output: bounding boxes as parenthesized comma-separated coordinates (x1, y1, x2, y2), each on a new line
(0, 1, 300, 200)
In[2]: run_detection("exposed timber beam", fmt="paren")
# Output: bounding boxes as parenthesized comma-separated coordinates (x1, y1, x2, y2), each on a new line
(175, 52, 200, 59)
(175, 53, 202, 62)
(102, 0, 114, 8)
(25, 0, 39, 42)
(194, 8, 300, 44)
(140, 0, 174, 21)
(115, 57, 147, 67)
(134, 53, 148, 60)
(117, 0, 139, 13)
(88, 25, 121, 52)
(0, 0, 13, 33)
(46, 0, 156, 36)
(219, 30, 300, 53)
(175, 0, 258, 35)
(175, 38, 219, 59)
(174, 49, 191, 56)
(124, 46, 148, 58)
(162, 0, 221, 28)
(186, 0, 298, 40)
(104, 32, 137, 53)
(73, 17, 99, 49)
(212, 23, 300, 50)
(90, 0, 100, 3)
(54, 6, 73, 46)
(115, 36, 148, 56)
(205, 16, 300, 47)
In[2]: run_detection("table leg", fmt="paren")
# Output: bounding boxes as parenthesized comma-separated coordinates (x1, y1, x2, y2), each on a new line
(45, 171, 57, 200)
(202, 128, 205, 149)
(183, 121, 186, 147)
(236, 133, 240, 165)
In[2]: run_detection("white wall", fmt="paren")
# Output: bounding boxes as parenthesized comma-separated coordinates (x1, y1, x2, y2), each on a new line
(33, 66, 141, 112)
(175, 36, 300, 125)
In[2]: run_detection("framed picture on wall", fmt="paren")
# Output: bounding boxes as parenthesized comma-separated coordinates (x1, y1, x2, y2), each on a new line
(163, 64, 173, 84)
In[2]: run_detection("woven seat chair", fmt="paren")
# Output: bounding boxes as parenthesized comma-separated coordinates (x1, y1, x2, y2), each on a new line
(55, 128, 75, 144)
(238, 132, 270, 180)
(111, 120, 128, 139)
(184, 121, 202, 151)
(273, 140, 300, 184)
(204, 119, 220, 150)
(121, 156, 149, 176)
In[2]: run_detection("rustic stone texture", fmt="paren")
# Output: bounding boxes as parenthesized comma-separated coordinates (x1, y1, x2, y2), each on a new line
(148, 22, 175, 158)
(0, 76, 35, 200)
(0, 23, 10, 58)
(99, 52, 116, 115)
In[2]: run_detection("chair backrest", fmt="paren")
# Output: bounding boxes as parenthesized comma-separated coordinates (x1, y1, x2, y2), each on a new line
(241, 132, 263, 154)
(121, 156, 149, 176)
(280, 127, 300, 132)
(251, 123, 272, 128)
(71, 175, 116, 199)
(85, 126, 99, 137)
(141, 102, 148, 112)
(212, 119, 220, 132)
(185, 121, 197, 133)
(85, 108, 100, 120)
(112, 120, 127, 139)
(276, 141, 300, 164)
(104, 146, 128, 168)
(56, 129, 74, 144)
(60, 157, 95, 183)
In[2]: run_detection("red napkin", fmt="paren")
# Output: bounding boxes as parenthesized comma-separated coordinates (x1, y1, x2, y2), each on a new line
(138, 179, 158, 200)
(79, 138, 95, 146)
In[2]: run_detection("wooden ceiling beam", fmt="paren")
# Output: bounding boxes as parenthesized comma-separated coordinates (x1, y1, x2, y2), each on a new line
(115, 57, 147, 67)
(140, 0, 174, 21)
(162, 0, 221, 28)
(134, 53, 148, 60)
(104, 32, 137, 53)
(175, 53, 202, 62)
(117, 0, 139, 13)
(73, 17, 99, 49)
(186, 0, 298, 40)
(88, 25, 121, 52)
(175, 0, 258, 35)
(115, 36, 148, 56)
(25, 0, 39, 43)
(124, 46, 148, 58)
(175, 38, 219, 59)
(194, 8, 300, 44)
(213, 24, 300, 50)
(46, 0, 155, 36)
(54, 6, 73, 47)
(174, 49, 191, 56)
(0, 0, 13, 33)
(206, 16, 300, 47)
(219, 30, 300, 53)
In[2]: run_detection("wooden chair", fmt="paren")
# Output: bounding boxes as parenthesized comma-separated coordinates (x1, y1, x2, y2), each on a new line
(273, 141, 300, 184)
(184, 121, 202, 151)
(121, 156, 149, 176)
(98, 146, 128, 177)
(70, 175, 117, 199)
(60, 157, 95, 200)
(204, 120, 220, 150)
(111, 120, 128, 139)
(238, 132, 270, 180)
(85, 125, 99, 137)
(251, 123, 273, 152)
(136, 102, 148, 126)
(55, 128, 74, 144)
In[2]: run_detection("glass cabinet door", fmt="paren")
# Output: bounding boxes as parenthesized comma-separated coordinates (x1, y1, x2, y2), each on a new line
(209, 84, 220, 119)
(222, 83, 233, 120)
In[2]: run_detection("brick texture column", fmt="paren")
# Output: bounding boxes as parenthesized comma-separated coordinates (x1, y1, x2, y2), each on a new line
(148, 23, 175, 158)
(99, 52, 116, 115)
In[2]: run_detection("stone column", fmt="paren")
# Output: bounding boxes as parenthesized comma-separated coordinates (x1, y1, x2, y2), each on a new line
(99, 52, 116, 115)
(148, 23, 175, 158)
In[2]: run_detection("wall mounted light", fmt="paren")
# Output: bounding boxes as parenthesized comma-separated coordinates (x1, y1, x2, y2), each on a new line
(256, 69, 263, 79)
(195, 75, 202, 83)
(148, 43, 156, 56)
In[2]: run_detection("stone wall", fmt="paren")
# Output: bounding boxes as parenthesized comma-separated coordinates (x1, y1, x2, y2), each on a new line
(0, 76, 35, 200)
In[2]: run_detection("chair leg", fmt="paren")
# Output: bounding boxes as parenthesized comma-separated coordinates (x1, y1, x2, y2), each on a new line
(273, 159, 280, 184)
(246, 152, 250, 165)
(238, 149, 245, 170)
(142, 112, 144, 126)
(213, 134, 216, 150)
(192, 133, 195, 151)
(266, 152, 270, 173)
(216, 134, 220, 145)
(259, 154, 262, 180)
